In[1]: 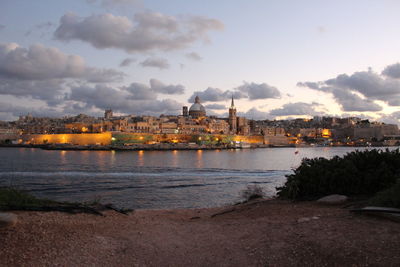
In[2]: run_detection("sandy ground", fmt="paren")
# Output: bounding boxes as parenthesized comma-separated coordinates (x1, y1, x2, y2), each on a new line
(1, 200, 400, 267)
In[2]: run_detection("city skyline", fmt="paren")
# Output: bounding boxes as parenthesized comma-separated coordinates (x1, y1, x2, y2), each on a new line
(1, 0, 400, 125)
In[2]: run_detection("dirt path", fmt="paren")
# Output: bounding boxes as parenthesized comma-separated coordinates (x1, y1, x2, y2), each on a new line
(1, 200, 400, 266)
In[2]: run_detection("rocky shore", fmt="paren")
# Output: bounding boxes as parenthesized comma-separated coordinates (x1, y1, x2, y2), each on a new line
(1, 199, 399, 266)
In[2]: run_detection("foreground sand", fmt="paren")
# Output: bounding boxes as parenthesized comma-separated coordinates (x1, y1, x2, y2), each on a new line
(1, 200, 400, 267)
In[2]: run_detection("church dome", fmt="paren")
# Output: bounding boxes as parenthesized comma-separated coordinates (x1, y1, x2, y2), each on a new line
(189, 96, 206, 118)
(189, 103, 206, 112)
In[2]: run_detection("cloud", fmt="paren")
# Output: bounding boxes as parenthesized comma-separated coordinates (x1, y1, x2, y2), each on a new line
(188, 87, 228, 102)
(297, 65, 400, 111)
(0, 25, 5, 31)
(0, 79, 66, 106)
(186, 52, 202, 61)
(0, 42, 125, 107)
(238, 108, 271, 120)
(119, 57, 136, 67)
(122, 79, 184, 100)
(0, 101, 66, 119)
(54, 12, 223, 53)
(149, 79, 184, 94)
(123, 82, 156, 100)
(382, 63, 400, 79)
(269, 102, 324, 116)
(69, 84, 182, 115)
(86, 0, 142, 7)
(0, 43, 124, 82)
(235, 82, 281, 100)
(205, 104, 226, 110)
(379, 111, 400, 126)
(140, 57, 170, 70)
(188, 81, 281, 103)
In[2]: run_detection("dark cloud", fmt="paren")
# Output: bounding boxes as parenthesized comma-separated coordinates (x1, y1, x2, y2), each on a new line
(204, 104, 226, 110)
(269, 102, 324, 116)
(382, 63, 400, 79)
(124, 82, 156, 100)
(330, 88, 382, 112)
(188, 82, 281, 103)
(0, 101, 66, 119)
(0, 79, 66, 106)
(140, 57, 170, 70)
(69, 84, 182, 115)
(0, 43, 124, 82)
(54, 12, 223, 53)
(186, 52, 202, 61)
(298, 65, 400, 111)
(0, 43, 125, 107)
(122, 79, 185, 99)
(149, 79, 184, 95)
(119, 57, 136, 67)
(188, 87, 228, 103)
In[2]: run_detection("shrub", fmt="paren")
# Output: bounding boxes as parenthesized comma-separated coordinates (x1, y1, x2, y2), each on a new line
(369, 179, 400, 208)
(241, 184, 264, 202)
(277, 149, 400, 200)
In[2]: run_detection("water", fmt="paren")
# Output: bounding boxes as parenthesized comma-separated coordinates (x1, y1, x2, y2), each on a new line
(0, 147, 390, 209)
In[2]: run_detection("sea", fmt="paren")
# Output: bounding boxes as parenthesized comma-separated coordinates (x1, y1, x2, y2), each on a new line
(0, 146, 394, 209)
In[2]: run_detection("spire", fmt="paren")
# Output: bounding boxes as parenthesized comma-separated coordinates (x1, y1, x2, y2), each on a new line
(230, 95, 235, 108)
(195, 95, 200, 104)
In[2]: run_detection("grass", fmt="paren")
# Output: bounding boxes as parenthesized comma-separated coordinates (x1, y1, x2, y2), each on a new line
(0, 187, 132, 215)
(0, 187, 59, 209)
(369, 179, 400, 208)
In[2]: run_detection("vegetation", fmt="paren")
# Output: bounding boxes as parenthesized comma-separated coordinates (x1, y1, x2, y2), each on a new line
(0, 187, 57, 208)
(277, 149, 400, 204)
(241, 184, 264, 202)
(369, 179, 400, 208)
(0, 187, 131, 215)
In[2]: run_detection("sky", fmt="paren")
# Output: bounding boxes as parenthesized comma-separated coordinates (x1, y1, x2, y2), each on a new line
(0, 0, 400, 125)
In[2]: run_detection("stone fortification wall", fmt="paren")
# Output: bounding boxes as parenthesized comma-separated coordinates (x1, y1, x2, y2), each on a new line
(22, 133, 112, 145)
(21, 132, 265, 146)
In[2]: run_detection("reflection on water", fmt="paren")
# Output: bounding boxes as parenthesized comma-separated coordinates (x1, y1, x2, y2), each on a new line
(137, 150, 144, 166)
(0, 146, 394, 209)
(196, 149, 203, 168)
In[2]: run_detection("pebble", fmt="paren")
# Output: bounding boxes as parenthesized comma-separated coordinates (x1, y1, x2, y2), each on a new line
(0, 212, 18, 227)
(317, 194, 348, 205)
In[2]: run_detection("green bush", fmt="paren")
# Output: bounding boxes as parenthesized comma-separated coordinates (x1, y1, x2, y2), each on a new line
(369, 179, 400, 208)
(277, 149, 400, 200)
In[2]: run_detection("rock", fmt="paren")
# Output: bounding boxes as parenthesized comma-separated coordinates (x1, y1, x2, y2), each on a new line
(0, 212, 18, 227)
(317, 194, 348, 205)
(297, 217, 311, 223)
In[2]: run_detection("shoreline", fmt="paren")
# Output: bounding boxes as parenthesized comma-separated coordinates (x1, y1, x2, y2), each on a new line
(0, 143, 393, 151)
(1, 199, 399, 266)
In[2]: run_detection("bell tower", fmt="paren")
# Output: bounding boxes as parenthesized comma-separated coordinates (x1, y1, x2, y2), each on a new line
(228, 96, 237, 134)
